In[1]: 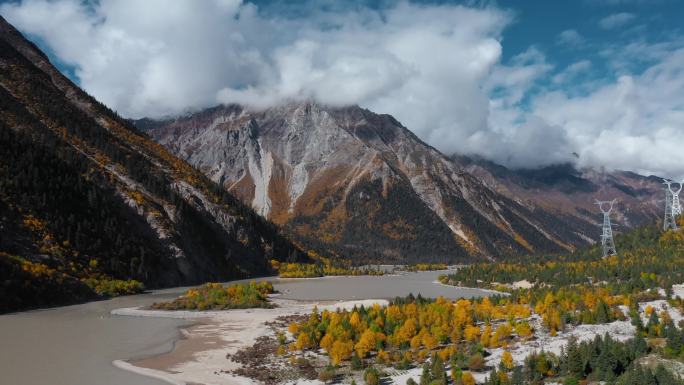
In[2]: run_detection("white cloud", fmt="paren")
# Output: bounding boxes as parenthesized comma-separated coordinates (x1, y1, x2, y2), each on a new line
(557, 29, 584, 47)
(525, 47, 684, 177)
(1, 0, 511, 158)
(599, 12, 636, 29)
(552, 60, 592, 84)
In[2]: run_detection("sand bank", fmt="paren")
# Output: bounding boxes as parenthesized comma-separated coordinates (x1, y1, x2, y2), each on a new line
(111, 298, 388, 385)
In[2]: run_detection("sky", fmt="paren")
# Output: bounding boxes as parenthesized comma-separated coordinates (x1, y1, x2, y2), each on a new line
(1, 0, 683, 177)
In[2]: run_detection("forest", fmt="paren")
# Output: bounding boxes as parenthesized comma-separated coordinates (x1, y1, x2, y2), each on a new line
(280, 223, 684, 384)
(443, 223, 684, 297)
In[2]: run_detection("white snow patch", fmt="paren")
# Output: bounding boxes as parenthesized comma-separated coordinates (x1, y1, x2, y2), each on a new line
(674, 284, 684, 300)
(640, 300, 684, 326)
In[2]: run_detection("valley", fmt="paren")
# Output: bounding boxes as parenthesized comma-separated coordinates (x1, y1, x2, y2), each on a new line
(1, 2, 684, 385)
(99, 224, 684, 385)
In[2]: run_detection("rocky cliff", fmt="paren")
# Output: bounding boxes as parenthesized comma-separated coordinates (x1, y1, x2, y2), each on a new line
(143, 103, 598, 262)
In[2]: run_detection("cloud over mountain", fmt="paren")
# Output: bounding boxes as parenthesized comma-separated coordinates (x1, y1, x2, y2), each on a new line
(3, 0, 684, 177)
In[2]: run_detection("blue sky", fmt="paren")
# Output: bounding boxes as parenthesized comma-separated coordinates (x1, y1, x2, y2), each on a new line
(2, 0, 684, 176)
(495, 0, 683, 97)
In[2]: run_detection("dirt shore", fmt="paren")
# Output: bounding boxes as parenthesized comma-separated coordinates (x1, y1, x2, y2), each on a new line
(111, 298, 388, 385)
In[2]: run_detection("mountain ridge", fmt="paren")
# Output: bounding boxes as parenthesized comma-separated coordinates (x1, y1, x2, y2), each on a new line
(453, 155, 662, 232)
(140, 102, 617, 263)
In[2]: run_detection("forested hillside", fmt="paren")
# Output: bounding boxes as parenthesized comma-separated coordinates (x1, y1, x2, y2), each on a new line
(444, 221, 684, 293)
(0, 16, 302, 313)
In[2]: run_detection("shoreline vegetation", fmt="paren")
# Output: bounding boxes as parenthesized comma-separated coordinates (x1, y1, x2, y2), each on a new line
(399, 263, 450, 272)
(270, 260, 385, 278)
(270, 260, 454, 279)
(150, 281, 275, 311)
(0, 251, 144, 313)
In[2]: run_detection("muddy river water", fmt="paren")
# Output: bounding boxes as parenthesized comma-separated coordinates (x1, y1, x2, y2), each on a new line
(0, 270, 493, 385)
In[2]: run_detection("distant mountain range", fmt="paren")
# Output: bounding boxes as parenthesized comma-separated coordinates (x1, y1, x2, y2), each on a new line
(0, 16, 301, 311)
(454, 156, 662, 235)
(137, 103, 663, 263)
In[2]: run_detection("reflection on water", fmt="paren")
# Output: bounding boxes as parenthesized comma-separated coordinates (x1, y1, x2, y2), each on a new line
(0, 270, 487, 385)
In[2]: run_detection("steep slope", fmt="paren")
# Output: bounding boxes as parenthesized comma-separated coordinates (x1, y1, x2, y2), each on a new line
(0, 17, 301, 312)
(453, 156, 662, 234)
(142, 103, 592, 263)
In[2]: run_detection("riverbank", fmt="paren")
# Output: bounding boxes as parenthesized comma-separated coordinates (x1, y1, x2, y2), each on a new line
(112, 298, 389, 385)
(112, 294, 657, 385)
(0, 271, 495, 385)
(433, 280, 507, 296)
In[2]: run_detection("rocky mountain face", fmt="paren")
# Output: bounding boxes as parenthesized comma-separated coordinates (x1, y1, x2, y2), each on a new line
(0, 16, 301, 311)
(142, 103, 606, 263)
(453, 156, 663, 235)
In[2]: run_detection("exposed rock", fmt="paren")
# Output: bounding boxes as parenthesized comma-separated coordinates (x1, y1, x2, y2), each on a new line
(142, 102, 601, 262)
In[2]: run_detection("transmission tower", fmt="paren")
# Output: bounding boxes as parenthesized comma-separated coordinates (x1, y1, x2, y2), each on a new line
(663, 179, 682, 231)
(595, 199, 617, 257)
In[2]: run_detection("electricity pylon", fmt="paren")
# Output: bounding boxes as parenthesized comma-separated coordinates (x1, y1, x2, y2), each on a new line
(595, 199, 617, 257)
(663, 179, 682, 231)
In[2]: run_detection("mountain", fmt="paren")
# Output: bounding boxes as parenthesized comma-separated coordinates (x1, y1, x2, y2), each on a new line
(0, 17, 301, 312)
(140, 103, 606, 263)
(454, 156, 662, 234)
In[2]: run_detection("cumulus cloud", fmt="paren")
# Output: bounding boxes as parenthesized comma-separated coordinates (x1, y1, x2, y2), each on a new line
(527, 47, 684, 177)
(599, 12, 636, 29)
(557, 29, 584, 47)
(2, 0, 684, 177)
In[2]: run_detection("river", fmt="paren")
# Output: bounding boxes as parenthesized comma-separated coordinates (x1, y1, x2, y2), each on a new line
(0, 270, 492, 385)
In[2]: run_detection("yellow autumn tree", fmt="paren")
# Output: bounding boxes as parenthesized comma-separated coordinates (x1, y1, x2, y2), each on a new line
(515, 321, 533, 339)
(501, 350, 514, 370)
(464, 325, 481, 343)
(421, 330, 439, 350)
(355, 329, 377, 358)
(462, 371, 476, 385)
(296, 332, 311, 350)
(396, 318, 418, 345)
(480, 324, 492, 347)
(320, 333, 334, 353)
(329, 340, 353, 365)
(645, 304, 655, 316)
(350, 311, 363, 333)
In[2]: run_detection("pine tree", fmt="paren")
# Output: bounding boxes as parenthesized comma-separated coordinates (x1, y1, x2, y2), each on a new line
(566, 337, 584, 379)
(510, 366, 523, 385)
(595, 299, 611, 323)
(420, 363, 431, 385)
